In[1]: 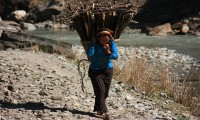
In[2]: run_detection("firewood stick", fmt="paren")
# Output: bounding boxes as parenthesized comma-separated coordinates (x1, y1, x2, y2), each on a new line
(112, 1, 131, 6)
(73, 18, 83, 39)
(116, 14, 125, 38)
(92, 3, 95, 10)
(67, 2, 72, 11)
(92, 13, 99, 34)
(104, 11, 109, 27)
(84, 21, 89, 39)
(108, 12, 114, 29)
(77, 16, 88, 41)
(80, 2, 83, 10)
(97, 12, 102, 29)
(118, 13, 133, 38)
(109, 11, 117, 31)
(114, 11, 123, 38)
(102, 12, 106, 27)
(86, 11, 91, 41)
(90, 13, 95, 38)
(116, 13, 127, 38)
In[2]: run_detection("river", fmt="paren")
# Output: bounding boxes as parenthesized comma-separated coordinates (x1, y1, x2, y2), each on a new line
(26, 29, 200, 60)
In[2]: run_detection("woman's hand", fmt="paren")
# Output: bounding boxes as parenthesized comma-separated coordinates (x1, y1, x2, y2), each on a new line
(103, 44, 112, 55)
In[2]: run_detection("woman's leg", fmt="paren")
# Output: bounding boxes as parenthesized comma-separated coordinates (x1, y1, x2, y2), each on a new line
(103, 68, 113, 99)
(89, 69, 108, 112)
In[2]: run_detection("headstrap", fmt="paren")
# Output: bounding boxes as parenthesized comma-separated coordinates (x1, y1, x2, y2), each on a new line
(97, 31, 112, 36)
(97, 30, 120, 43)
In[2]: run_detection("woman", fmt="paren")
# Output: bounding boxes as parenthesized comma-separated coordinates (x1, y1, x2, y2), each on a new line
(86, 28, 118, 118)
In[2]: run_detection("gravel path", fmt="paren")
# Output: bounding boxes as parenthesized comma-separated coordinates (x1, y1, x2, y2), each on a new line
(0, 49, 198, 120)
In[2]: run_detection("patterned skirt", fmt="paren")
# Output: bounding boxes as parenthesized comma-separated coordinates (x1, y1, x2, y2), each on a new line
(88, 68, 113, 112)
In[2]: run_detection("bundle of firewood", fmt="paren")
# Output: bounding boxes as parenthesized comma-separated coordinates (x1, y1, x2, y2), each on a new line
(53, 0, 138, 49)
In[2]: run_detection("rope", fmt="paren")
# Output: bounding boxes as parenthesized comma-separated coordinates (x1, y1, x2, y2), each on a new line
(78, 59, 89, 93)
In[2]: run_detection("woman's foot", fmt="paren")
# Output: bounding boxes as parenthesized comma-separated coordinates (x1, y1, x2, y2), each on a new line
(96, 111, 101, 116)
(96, 111, 110, 120)
(97, 111, 104, 115)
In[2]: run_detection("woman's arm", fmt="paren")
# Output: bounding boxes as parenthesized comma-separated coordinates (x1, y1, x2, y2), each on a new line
(108, 41, 118, 60)
(86, 42, 95, 57)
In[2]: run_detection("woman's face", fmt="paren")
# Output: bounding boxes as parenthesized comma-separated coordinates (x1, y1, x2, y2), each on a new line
(99, 35, 110, 45)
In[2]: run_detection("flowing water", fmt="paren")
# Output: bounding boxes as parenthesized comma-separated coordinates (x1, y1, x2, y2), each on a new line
(27, 29, 200, 60)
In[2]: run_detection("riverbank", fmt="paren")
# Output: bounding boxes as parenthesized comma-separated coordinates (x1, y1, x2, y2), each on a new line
(0, 47, 199, 120)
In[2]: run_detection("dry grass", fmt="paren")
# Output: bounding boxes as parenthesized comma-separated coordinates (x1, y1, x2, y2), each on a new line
(113, 54, 200, 117)
(114, 57, 159, 94)
(172, 72, 200, 117)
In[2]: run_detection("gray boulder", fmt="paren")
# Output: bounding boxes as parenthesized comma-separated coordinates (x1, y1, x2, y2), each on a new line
(20, 22, 36, 31)
(147, 23, 172, 36)
(0, 21, 21, 33)
(9, 10, 26, 22)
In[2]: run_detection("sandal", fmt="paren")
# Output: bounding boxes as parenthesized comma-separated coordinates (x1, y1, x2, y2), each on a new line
(97, 111, 102, 115)
(102, 114, 110, 120)
(97, 112, 110, 120)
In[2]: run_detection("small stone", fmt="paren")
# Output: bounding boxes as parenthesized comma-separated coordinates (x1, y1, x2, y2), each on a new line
(7, 85, 15, 92)
(4, 91, 11, 96)
(13, 67, 21, 71)
(51, 96, 62, 100)
(39, 90, 48, 96)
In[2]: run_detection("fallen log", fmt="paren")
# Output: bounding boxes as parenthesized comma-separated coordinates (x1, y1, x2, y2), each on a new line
(0, 31, 72, 56)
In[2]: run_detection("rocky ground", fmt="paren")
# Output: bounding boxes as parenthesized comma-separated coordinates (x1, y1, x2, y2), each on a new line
(0, 48, 199, 120)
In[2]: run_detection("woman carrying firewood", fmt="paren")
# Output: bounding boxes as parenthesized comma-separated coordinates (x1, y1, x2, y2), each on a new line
(86, 28, 118, 119)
